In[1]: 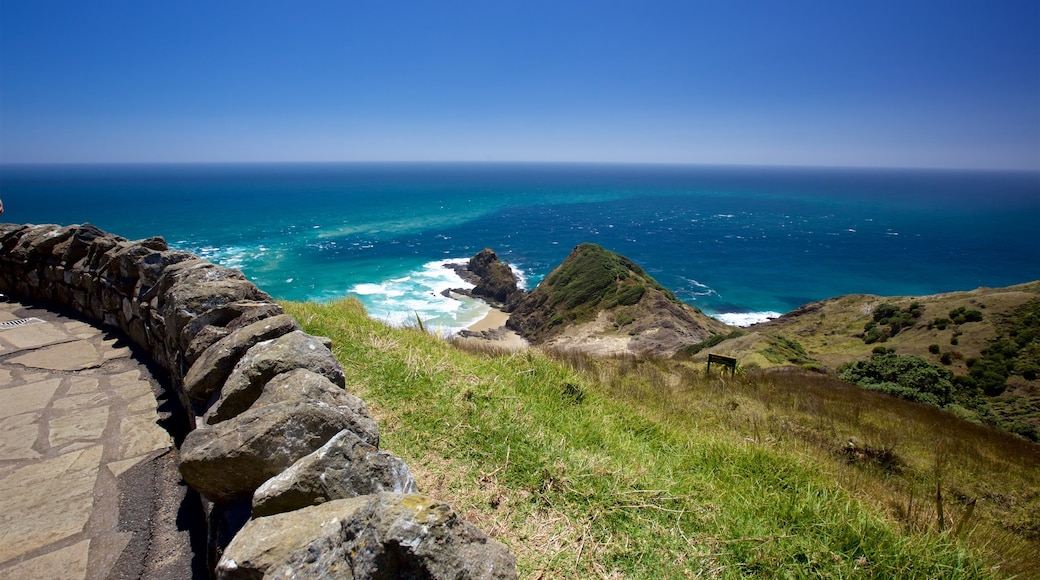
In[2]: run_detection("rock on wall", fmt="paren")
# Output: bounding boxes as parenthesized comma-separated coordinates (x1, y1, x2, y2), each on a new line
(0, 223, 516, 579)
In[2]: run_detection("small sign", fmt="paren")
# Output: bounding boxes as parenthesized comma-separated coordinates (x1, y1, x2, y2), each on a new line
(707, 353, 737, 376)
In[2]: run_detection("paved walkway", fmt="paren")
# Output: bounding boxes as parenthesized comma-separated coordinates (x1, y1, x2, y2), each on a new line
(0, 297, 202, 579)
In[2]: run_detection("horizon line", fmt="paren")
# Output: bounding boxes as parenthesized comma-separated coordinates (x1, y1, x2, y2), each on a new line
(2, 159, 1038, 173)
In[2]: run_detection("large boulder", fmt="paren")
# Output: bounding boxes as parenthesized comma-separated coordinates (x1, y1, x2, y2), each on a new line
(56, 222, 108, 265)
(217, 493, 517, 580)
(183, 314, 300, 402)
(203, 331, 346, 424)
(179, 400, 358, 502)
(252, 429, 416, 517)
(183, 302, 286, 364)
(247, 369, 378, 447)
(158, 261, 273, 351)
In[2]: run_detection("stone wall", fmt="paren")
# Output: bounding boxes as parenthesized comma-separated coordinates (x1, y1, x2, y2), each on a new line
(0, 223, 516, 579)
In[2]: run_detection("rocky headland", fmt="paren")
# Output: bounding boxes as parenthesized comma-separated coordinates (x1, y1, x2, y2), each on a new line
(452, 243, 731, 357)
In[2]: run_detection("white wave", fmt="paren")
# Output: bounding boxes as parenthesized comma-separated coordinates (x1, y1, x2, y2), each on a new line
(352, 283, 388, 295)
(713, 311, 782, 327)
(681, 278, 716, 298)
(350, 258, 509, 335)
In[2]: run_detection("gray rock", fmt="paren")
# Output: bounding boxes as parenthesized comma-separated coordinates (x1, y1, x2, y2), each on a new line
(203, 331, 346, 425)
(252, 430, 416, 517)
(182, 301, 287, 365)
(159, 262, 271, 350)
(217, 493, 517, 580)
(183, 314, 300, 402)
(58, 223, 107, 266)
(179, 400, 356, 502)
(251, 369, 378, 446)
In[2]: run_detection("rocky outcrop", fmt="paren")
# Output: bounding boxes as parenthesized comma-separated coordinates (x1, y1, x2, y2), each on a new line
(218, 493, 516, 580)
(0, 222, 515, 579)
(447, 249, 524, 310)
(467, 248, 524, 308)
(507, 243, 731, 357)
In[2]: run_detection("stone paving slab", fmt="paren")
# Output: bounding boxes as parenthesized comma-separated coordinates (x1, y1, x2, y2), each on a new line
(0, 298, 195, 579)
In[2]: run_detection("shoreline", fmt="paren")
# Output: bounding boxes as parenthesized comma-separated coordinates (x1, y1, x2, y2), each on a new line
(458, 305, 529, 351)
(466, 307, 510, 332)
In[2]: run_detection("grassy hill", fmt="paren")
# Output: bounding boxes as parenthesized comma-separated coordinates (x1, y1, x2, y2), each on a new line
(683, 282, 1040, 439)
(283, 298, 1039, 578)
(508, 243, 730, 356)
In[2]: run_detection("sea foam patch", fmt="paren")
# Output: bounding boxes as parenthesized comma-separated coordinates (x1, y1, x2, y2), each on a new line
(349, 258, 492, 335)
(712, 311, 782, 327)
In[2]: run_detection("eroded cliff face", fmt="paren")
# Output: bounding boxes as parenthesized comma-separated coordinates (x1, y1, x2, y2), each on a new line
(506, 243, 731, 357)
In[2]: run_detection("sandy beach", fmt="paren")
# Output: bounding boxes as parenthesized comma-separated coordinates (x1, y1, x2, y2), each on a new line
(467, 307, 510, 332)
(460, 306, 529, 350)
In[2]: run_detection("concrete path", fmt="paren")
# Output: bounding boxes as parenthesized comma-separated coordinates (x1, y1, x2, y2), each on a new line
(0, 297, 203, 579)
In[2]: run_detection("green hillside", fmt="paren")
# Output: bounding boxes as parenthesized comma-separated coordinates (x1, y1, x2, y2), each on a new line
(684, 282, 1040, 440)
(282, 297, 1039, 578)
(507, 243, 729, 354)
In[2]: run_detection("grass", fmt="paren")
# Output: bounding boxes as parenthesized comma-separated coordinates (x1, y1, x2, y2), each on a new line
(701, 283, 1040, 440)
(514, 243, 690, 341)
(282, 297, 1038, 578)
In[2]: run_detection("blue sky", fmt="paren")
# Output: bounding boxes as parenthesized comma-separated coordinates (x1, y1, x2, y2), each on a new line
(1, 1, 1037, 169)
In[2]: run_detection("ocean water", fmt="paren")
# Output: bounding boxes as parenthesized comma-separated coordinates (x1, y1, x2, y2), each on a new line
(2, 163, 1037, 332)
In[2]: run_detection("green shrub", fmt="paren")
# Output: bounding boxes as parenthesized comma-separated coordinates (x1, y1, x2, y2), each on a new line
(863, 327, 886, 344)
(612, 283, 645, 306)
(839, 353, 954, 407)
(863, 302, 920, 344)
(614, 313, 635, 327)
(928, 344, 940, 354)
(949, 306, 984, 324)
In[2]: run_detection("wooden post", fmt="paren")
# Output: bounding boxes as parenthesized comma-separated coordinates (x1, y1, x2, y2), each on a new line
(707, 353, 737, 377)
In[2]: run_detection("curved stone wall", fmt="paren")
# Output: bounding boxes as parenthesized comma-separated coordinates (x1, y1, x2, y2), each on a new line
(0, 223, 516, 579)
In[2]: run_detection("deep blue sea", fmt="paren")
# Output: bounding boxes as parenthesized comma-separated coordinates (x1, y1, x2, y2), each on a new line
(2, 163, 1037, 332)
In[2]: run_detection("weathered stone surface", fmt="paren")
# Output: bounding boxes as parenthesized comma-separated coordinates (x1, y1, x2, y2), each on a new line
(203, 331, 346, 425)
(183, 314, 300, 402)
(8, 224, 66, 264)
(248, 369, 378, 446)
(218, 493, 517, 580)
(179, 400, 355, 502)
(252, 429, 415, 517)
(183, 302, 286, 364)
(159, 263, 271, 349)
(58, 223, 107, 266)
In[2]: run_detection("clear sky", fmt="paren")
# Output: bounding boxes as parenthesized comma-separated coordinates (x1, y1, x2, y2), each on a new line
(1, 1, 1038, 169)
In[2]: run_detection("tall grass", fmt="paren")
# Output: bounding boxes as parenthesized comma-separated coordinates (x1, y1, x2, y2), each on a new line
(283, 298, 1036, 578)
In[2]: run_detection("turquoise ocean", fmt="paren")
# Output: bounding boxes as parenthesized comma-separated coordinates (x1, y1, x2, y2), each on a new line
(2, 163, 1037, 332)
